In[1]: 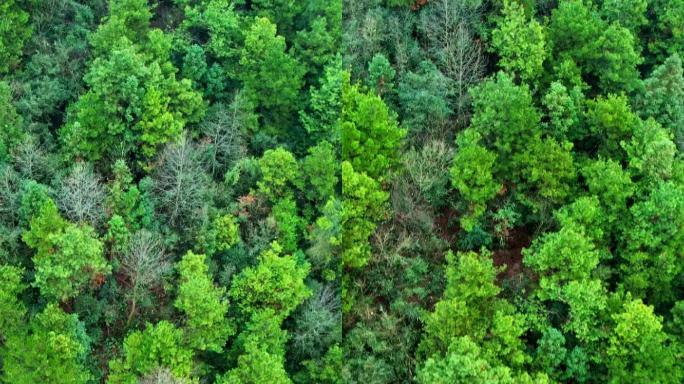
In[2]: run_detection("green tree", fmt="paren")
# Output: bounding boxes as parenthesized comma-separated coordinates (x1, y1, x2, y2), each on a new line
(516, 137, 576, 208)
(420, 250, 527, 368)
(620, 182, 684, 303)
(342, 76, 405, 180)
(606, 299, 680, 384)
(469, 72, 541, 175)
(300, 60, 343, 145)
(271, 197, 302, 253)
(0, 265, 26, 338)
(302, 141, 338, 204)
(624, 119, 677, 187)
(0, 0, 31, 73)
(417, 336, 515, 384)
(600, 0, 648, 35)
(647, 0, 684, 64)
(635, 54, 684, 151)
(523, 225, 599, 300)
(0, 81, 25, 161)
(491, 0, 546, 83)
(450, 129, 499, 231)
(586, 94, 639, 158)
(2, 304, 91, 384)
(229, 242, 311, 321)
(175, 251, 234, 352)
(542, 81, 581, 141)
(397, 61, 452, 138)
(239, 17, 304, 125)
(581, 159, 635, 223)
(257, 147, 301, 202)
(22, 200, 110, 302)
(341, 161, 388, 269)
(108, 321, 194, 384)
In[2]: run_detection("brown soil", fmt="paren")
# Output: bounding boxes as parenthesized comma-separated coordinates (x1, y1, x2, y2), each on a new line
(492, 227, 532, 281)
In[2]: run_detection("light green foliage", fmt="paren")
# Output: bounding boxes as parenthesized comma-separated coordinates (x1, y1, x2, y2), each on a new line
(0, 81, 24, 161)
(606, 299, 680, 384)
(450, 129, 499, 231)
(517, 137, 576, 207)
(300, 60, 343, 145)
(109, 160, 151, 230)
(581, 159, 634, 222)
(586, 94, 639, 158)
(239, 17, 304, 119)
(620, 182, 684, 302)
(367, 53, 396, 97)
(213, 214, 240, 252)
(548, 0, 642, 93)
(590, 24, 643, 93)
(17, 180, 51, 227)
(257, 147, 301, 201)
(0, 0, 31, 73)
(491, 0, 546, 82)
(555, 196, 606, 244)
(308, 198, 342, 280)
(624, 119, 677, 186)
(302, 141, 338, 204)
(108, 321, 194, 384)
(561, 279, 607, 343)
(523, 225, 599, 300)
(648, 0, 684, 63)
(341, 161, 388, 269)
(175, 251, 233, 352)
(62, 41, 204, 162)
(417, 336, 514, 384)
(61, 1, 205, 163)
(271, 197, 302, 253)
(600, 0, 648, 34)
(547, 0, 603, 69)
(397, 60, 452, 136)
(0, 265, 26, 337)
(420, 250, 526, 368)
(542, 82, 580, 141)
(2, 304, 91, 384)
(229, 242, 311, 321)
(219, 340, 292, 384)
(342, 76, 405, 180)
(469, 72, 541, 173)
(636, 54, 684, 151)
(292, 0, 341, 79)
(219, 309, 291, 384)
(23, 200, 110, 301)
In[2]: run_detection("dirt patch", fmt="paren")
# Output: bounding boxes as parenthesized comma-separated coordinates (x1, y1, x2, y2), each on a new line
(492, 227, 532, 281)
(433, 207, 460, 244)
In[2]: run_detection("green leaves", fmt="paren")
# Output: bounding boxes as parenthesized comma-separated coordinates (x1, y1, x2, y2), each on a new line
(108, 321, 194, 384)
(450, 130, 498, 231)
(2, 304, 91, 384)
(229, 242, 311, 321)
(239, 17, 304, 122)
(606, 299, 680, 384)
(175, 251, 234, 352)
(0, 0, 31, 73)
(342, 76, 405, 181)
(341, 161, 388, 269)
(23, 199, 110, 302)
(491, 0, 546, 83)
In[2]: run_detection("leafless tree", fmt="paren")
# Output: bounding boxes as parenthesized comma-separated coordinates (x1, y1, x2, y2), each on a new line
(119, 229, 170, 325)
(11, 134, 52, 182)
(152, 133, 211, 231)
(57, 161, 106, 228)
(418, 0, 485, 124)
(138, 368, 186, 384)
(198, 92, 250, 178)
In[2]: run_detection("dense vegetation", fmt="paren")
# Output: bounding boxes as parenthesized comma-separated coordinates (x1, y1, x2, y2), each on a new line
(342, 0, 684, 383)
(1, 0, 683, 383)
(1, 0, 340, 382)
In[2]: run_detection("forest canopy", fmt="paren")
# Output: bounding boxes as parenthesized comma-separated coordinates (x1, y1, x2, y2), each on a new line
(1, 0, 683, 383)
